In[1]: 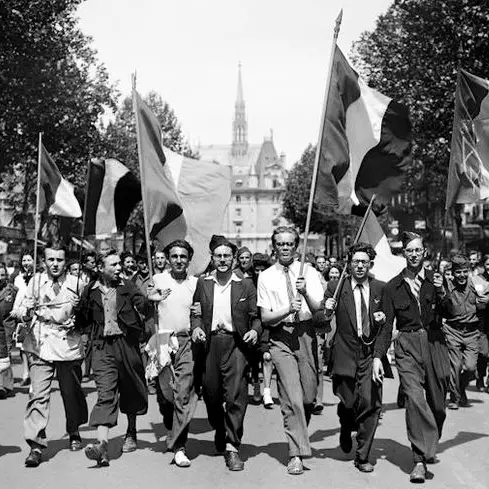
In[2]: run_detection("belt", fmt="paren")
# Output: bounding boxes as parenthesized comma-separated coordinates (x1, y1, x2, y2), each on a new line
(399, 327, 424, 333)
(211, 329, 234, 336)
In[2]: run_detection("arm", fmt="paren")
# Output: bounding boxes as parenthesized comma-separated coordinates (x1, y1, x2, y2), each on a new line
(257, 273, 297, 326)
(373, 285, 394, 360)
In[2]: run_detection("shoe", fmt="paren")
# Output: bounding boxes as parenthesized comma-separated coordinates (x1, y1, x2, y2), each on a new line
(224, 450, 244, 471)
(447, 401, 459, 410)
(476, 378, 484, 392)
(263, 389, 274, 409)
(173, 449, 191, 468)
(339, 428, 352, 453)
(85, 441, 109, 467)
(409, 462, 426, 483)
(0, 388, 7, 400)
(253, 382, 262, 404)
(312, 402, 324, 415)
(426, 456, 439, 465)
(459, 392, 469, 407)
(25, 449, 42, 468)
(287, 456, 304, 475)
(69, 435, 83, 451)
(214, 432, 225, 453)
(122, 434, 138, 453)
(354, 459, 374, 473)
(20, 377, 30, 387)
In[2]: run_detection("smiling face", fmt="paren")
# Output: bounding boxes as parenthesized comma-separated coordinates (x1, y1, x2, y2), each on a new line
(168, 246, 190, 275)
(453, 266, 469, 287)
(328, 266, 340, 281)
(21, 254, 34, 273)
(403, 238, 425, 270)
(122, 256, 136, 274)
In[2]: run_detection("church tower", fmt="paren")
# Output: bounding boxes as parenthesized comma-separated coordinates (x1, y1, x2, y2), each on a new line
(231, 63, 248, 157)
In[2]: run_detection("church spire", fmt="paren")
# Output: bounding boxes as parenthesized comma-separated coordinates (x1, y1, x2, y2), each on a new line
(232, 62, 248, 157)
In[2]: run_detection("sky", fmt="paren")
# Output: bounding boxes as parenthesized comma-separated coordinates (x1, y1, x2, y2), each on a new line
(77, 0, 394, 167)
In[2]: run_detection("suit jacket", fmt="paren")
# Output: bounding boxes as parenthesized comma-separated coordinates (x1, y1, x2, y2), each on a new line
(190, 273, 262, 356)
(320, 277, 387, 377)
(76, 278, 148, 344)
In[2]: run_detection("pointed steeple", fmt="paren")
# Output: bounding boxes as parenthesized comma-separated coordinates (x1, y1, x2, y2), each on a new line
(232, 62, 248, 157)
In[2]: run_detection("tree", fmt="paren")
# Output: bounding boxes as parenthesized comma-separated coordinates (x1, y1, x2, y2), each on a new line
(0, 0, 117, 233)
(350, 0, 489, 233)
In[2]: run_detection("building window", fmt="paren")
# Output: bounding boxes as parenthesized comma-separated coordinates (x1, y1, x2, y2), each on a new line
(273, 179, 280, 188)
(235, 180, 243, 187)
(236, 208, 241, 217)
(236, 195, 241, 203)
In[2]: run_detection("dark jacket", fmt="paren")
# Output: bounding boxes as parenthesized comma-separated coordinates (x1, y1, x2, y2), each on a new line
(374, 268, 445, 358)
(0, 316, 7, 358)
(76, 279, 148, 344)
(190, 274, 262, 357)
(0, 283, 17, 333)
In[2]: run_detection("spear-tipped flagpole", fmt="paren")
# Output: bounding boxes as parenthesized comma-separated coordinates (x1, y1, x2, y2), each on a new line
(299, 9, 343, 275)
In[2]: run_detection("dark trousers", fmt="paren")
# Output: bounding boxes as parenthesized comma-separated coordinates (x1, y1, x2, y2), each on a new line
(444, 323, 480, 402)
(395, 329, 449, 463)
(25, 355, 87, 447)
(202, 332, 249, 449)
(477, 331, 489, 386)
(332, 353, 382, 462)
(155, 335, 198, 451)
(90, 335, 148, 428)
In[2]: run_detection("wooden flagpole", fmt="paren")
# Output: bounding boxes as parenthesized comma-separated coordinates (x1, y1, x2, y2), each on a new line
(132, 73, 154, 282)
(32, 133, 43, 291)
(299, 9, 343, 276)
(332, 193, 376, 301)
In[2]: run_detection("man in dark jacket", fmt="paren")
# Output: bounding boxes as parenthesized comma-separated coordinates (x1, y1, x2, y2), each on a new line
(373, 232, 449, 483)
(77, 250, 148, 467)
(191, 235, 261, 471)
(321, 243, 388, 473)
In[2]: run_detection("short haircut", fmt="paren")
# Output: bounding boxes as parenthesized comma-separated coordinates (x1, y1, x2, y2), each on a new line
(164, 239, 194, 260)
(401, 231, 424, 249)
(82, 251, 97, 263)
(20, 249, 34, 261)
(43, 242, 67, 256)
(97, 249, 119, 267)
(67, 260, 80, 271)
(347, 242, 376, 262)
(271, 226, 300, 248)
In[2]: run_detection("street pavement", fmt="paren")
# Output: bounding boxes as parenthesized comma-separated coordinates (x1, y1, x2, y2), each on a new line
(1, 352, 488, 489)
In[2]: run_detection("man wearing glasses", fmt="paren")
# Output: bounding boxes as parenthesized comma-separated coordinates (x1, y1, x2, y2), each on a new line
(373, 232, 449, 483)
(257, 226, 323, 475)
(191, 235, 261, 471)
(321, 243, 387, 474)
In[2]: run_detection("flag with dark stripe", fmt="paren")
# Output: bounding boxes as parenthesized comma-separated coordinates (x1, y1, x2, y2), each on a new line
(315, 46, 412, 214)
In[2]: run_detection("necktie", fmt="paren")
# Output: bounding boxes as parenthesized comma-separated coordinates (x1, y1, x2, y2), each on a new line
(52, 280, 61, 296)
(283, 266, 299, 322)
(412, 275, 422, 312)
(357, 283, 370, 338)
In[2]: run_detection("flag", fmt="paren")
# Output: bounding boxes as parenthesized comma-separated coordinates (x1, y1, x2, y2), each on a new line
(445, 69, 489, 209)
(83, 158, 141, 236)
(359, 212, 405, 283)
(315, 45, 412, 214)
(39, 143, 82, 218)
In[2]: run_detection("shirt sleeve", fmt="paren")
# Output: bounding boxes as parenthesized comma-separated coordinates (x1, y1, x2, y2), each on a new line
(305, 266, 325, 303)
(256, 273, 272, 310)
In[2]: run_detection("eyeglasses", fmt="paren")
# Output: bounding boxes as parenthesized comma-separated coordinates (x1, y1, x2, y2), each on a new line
(275, 242, 295, 248)
(170, 254, 189, 259)
(351, 259, 370, 265)
(213, 254, 233, 260)
(405, 248, 424, 255)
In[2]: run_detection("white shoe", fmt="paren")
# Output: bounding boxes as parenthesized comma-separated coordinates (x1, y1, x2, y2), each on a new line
(173, 449, 191, 468)
(263, 389, 274, 409)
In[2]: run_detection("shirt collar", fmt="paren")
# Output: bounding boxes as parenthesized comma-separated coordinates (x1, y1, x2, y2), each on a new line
(275, 260, 298, 272)
(204, 270, 242, 283)
(404, 267, 426, 281)
(351, 276, 369, 289)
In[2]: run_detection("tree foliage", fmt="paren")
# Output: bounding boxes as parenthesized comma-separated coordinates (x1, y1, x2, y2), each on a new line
(350, 0, 489, 222)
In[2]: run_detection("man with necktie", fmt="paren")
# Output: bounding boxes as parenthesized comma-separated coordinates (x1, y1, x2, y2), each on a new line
(257, 226, 323, 475)
(373, 232, 449, 483)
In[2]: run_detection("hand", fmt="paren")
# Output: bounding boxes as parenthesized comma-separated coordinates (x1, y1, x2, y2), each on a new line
(296, 276, 307, 296)
(160, 288, 172, 300)
(289, 298, 302, 314)
(243, 329, 258, 345)
(0, 357, 11, 374)
(69, 295, 80, 308)
(372, 357, 384, 384)
(373, 311, 386, 325)
(190, 302, 202, 316)
(433, 272, 444, 289)
(146, 282, 155, 294)
(192, 326, 206, 343)
(324, 298, 337, 314)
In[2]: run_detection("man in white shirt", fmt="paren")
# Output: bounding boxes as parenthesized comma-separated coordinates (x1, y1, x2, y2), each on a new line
(148, 239, 198, 468)
(257, 226, 323, 475)
(19, 244, 87, 467)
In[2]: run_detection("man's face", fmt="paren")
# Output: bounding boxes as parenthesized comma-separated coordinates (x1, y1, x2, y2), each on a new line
(453, 266, 469, 287)
(83, 256, 96, 272)
(316, 257, 327, 272)
(21, 254, 34, 272)
(423, 259, 433, 271)
(444, 269, 453, 281)
(274, 232, 297, 265)
(168, 246, 190, 275)
(69, 263, 80, 276)
(44, 249, 66, 279)
(122, 256, 135, 273)
(100, 254, 122, 282)
(349, 251, 371, 281)
(154, 252, 166, 270)
(238, 251, 252, 271)
(137, 259, 149, 275)
(329, 257, 337, 266)
(212, 245, 234, 274)
(404, 238, 425, 269)
(98, 241, 110, 255)
(439, 260, 449, 274)
(469, 253, 479, 270)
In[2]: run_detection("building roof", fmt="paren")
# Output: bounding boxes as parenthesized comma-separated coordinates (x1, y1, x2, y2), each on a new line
(198, 143, 262, 168)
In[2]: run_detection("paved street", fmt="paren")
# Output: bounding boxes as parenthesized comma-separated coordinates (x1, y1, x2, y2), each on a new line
(1, 352, 488, 489)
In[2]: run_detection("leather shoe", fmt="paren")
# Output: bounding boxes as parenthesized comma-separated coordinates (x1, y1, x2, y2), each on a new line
(122, 434, 137, 453)
(312, 402, 324, 415)
(339, 428, 352, 453)
(25, 449, 42, 468)
(409, 462, 426, 483)
(287, 456, 304, 475)
(224, 450, 244, 471)
(85, 441, 110, 467)
(354, 459, 374, 473)
(447, 400, 458, 410)
(459, 392, 469, 407)
(69, 436, 83, 451)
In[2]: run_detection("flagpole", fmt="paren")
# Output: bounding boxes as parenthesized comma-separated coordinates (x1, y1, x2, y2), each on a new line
(332, 194, 376, 302)
(132, 73, 154, 281)
(76, 158, 92, 293)
(32, 133, 43, 289)
(299, 9, 343, 276)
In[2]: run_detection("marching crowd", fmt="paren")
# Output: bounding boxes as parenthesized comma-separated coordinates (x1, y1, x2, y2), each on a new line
(0, 226, 488, 483)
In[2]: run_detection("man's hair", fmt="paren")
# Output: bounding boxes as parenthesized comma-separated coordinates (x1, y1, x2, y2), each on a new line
(468, 249, 479, 258)
(120, 251, 134, 263)
(451, 254, 469, 271)
(271, 226, 300, 248)
(164, 239, 194, 260)
(20, 249, 34, 261)
(67, 260, 80, 271)
(401, 231, 424, 249)
(97, 249, 119, 267)
(82, 250, 97, 263)
(347, 242, 376, 262)
(153, 249, 165, 257)
(43, 242, 67, 256)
